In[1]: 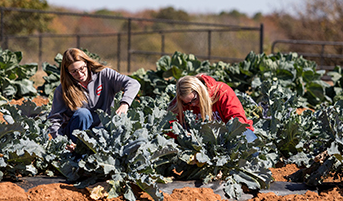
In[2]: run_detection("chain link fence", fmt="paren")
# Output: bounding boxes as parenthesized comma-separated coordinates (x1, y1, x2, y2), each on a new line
(0, 7, 263, 73)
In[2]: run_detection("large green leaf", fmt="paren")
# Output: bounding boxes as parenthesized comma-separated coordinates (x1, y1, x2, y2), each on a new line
(0, 123, 24, 139)
(14, 79, 37, 97)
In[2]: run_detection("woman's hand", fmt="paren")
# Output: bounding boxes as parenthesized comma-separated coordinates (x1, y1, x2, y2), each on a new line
(116, 102, 129, 115)
(66, 143, 76, 152)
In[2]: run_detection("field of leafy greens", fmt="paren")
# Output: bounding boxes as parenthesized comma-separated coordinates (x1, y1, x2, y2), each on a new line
(0, 47, 342, 200)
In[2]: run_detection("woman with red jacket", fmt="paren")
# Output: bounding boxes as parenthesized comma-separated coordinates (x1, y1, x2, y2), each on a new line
(167, 73, 256, 142)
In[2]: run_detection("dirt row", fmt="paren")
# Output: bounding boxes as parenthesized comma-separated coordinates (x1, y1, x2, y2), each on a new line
(1, 164, 343, 201)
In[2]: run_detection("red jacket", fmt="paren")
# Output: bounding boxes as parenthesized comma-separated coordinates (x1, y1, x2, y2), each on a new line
(168, 75, 254, 138)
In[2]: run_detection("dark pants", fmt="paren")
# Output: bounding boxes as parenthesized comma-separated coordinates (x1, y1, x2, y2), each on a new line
(65, 108, 93, 143)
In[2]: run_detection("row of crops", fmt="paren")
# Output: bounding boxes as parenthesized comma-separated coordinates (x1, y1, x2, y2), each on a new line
(0, 47, 342, 200)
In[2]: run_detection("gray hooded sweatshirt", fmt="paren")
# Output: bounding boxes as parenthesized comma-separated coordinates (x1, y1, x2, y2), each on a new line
(47, 68, 140, 138)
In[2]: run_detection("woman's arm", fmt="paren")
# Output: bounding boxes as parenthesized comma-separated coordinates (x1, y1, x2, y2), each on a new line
(215, 84, 254, 131)
(47, 85, 69, 138)
(106, 69, 141, 106)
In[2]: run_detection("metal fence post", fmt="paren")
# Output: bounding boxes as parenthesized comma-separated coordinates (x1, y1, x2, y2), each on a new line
(320, 44, 325, 69)
(208, 30, 211, 60)
(76, 35, 80, 48)
(127, 18, 131, 73)
(161, 32, 165, 56)
(117, 33, 121, 72)
(260, 24, 264, 53)
(0, 8, 3, 42)
(39, 34, 42, 70)
(4, 36, 8, 49)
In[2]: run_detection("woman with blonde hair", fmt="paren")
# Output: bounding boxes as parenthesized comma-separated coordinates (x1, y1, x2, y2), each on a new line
(168, 73, 256, 142)
(48, 48, 140, 144)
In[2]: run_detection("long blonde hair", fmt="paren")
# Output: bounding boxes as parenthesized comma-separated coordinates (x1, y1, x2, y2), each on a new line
(60, 48, 107, 111)
(168, 75, 213, 124)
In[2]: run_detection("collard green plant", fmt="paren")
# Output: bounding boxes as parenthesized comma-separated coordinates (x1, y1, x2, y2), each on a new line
(130, 51, 217, 97)
(0, 98, 85, 182)
(251, 79, 332, 167)
(243, 51, 332, 108)
(49, 92, 271, 200)
(0, 48, 37, 100)
(0, 98, 52, 180)
(66, 93, 177, 201)
(287, 100, 343, 185)
(163, 111, 272, 199)
(38, 54, 62, 97)
(133, 51, 333, 109)
(327, 66, 343, 103)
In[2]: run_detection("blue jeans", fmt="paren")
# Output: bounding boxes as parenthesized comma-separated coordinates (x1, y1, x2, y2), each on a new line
(65, 108, 93, 143)
(243, 129, 257, 143)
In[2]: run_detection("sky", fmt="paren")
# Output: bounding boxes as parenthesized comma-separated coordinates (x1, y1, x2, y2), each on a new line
(46, 0, 299, 16)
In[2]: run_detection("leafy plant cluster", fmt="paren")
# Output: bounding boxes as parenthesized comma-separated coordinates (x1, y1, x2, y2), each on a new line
(281, 100, 343, 186)
(132, 51, 340, 108)
(0, 48, 38, 102)
(234, 78, 343, 188)
(1, 49, 343, 200)
(131, 51, 343, 187)
(0, 93, 272, 200)
(249, 79, 342, 162)
(0, 99, 62, 180)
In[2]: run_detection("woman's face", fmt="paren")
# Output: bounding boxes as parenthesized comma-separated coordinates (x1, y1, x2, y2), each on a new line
(67, 60, 89, 84)
(180, 91, 199, 107)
